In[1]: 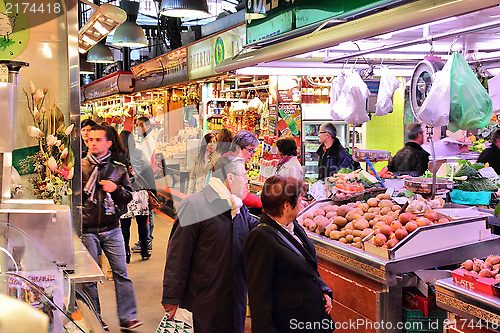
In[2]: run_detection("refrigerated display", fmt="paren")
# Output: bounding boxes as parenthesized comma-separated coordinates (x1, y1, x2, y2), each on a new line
(301, 121, 349, 183)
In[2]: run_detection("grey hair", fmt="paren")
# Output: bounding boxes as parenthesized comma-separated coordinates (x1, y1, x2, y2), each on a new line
(230, 130, 259, 151)
(321, 123, 337, 138)
(406, 122, 423, 141)
(212, 156, 245, 181)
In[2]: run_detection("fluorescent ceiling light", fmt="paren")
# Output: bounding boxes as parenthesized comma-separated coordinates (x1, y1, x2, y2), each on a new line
(82, 35, 97, 45)
(373, 16, 458, 39)
(79, 3, 127, 54)
(236, 65, 415, 77)
(93, 21, 110, 35)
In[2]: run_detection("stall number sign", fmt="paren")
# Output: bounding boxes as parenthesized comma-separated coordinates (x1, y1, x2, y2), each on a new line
(188, 25, 245, 80)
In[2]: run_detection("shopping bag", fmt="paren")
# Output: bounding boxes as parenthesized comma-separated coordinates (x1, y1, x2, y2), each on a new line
(487, 74, 500, 115)
(448, 52, 493, 132)
(417, 58, 452, 127)
(374, 66, 401, 116)
(331, 71, 371, 124)
(157, 308, 193, 333)
(329, 74, 345, 109)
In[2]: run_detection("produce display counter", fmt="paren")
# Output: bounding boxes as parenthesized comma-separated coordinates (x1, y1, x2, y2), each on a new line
(300, 200, 500, 333)
(312, 232, 500, 332)
(436, 277, 500, 333)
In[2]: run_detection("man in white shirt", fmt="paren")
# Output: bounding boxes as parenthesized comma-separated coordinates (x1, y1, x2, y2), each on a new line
(133, 117, 156, 253)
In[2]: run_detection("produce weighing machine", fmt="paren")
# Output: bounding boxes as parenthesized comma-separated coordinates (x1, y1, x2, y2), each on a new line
(300, 200, 500, 333)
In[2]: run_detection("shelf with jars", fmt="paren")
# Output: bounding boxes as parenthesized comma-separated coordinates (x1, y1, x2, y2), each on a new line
(300, 76, 333, 105)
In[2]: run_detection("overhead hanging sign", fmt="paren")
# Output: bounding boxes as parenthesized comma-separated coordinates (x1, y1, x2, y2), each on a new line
(246, 0, 402, 45)
(130, 47, 187, 92)
(187, 25, 245, 79)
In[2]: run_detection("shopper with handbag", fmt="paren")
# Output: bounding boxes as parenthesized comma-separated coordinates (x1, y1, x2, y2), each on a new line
(119, 130, 157, 262)
(244, 176, 334, 333)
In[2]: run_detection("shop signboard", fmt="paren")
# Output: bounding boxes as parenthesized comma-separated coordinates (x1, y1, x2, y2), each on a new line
(130, 47, 188, 92)
(159, 47, 188, 86)
(187, 25, 245, 80)
(82, 71, 134, 101)
(246, 0, 401, 45)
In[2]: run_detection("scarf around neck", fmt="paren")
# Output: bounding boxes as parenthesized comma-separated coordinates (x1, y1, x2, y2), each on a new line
(276, 155, 293, 171)
(84, 152, 111, 203)
(208, 177, 243, 219)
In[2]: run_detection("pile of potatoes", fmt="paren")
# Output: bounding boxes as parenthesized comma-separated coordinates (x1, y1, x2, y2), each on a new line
(299, 194, 448, 250)
(460, 255, 500, 281)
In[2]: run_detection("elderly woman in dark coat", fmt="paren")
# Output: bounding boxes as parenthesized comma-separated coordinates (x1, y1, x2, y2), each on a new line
(244, 176, 334, 333)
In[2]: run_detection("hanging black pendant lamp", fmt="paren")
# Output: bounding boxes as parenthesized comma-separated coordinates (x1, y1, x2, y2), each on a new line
(159, 0, 210, 18)
(112, 1, 148, 48)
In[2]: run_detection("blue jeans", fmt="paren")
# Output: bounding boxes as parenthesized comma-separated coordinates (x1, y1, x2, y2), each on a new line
(81, 227, 138, 325)
(147, 209, 154, 244)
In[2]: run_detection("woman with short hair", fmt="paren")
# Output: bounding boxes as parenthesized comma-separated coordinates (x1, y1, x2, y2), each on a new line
(276, 137, 303, 180)
(244, 176, 333, 333)
(188, 133, 217, 194)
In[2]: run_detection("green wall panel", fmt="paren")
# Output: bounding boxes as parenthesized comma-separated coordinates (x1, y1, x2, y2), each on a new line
(365, 78, 405, 171)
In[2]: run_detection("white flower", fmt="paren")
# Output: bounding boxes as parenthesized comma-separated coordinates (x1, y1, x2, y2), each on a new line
(61, 148, 68, 159)
(64, 124, 74, 136)
(46, 135, 57, 146)
(28, 126, 42, 138)
(56, 140, 62, 147)
(48, 157, 57, 171)
(30, 81, 36, 94)
(34, 89, 44, 102)
(67, 167, 74, 180)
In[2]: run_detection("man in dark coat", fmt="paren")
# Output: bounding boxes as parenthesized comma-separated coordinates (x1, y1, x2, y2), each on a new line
(478, 129, 500, 175)
(387, 122, 430, 176)
(81, 125, 142, 330)
(317, 123, 356, 180)
(162, 156, 257, 333)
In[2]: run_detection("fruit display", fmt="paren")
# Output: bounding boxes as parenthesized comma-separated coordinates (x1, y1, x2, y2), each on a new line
(157, 142, 186, 159)
(459, 256, 500, 281)
(405, 197, 445, 213)
(298, 194, 446, 250)
(453, 256, 500, 296)
(335, 182, 364, 193)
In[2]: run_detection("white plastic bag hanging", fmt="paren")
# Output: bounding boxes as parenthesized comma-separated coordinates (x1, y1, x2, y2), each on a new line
(331, 71, 371, 124)
(375, 66, 401, 116)
(329, 74, 345, 109)
(487, 74, 500, 115)
(416, 58, 452, 127)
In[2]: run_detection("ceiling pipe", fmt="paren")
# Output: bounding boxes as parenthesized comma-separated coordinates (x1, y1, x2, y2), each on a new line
(323, 19, 500, 63)
(214, 0, 500, 73)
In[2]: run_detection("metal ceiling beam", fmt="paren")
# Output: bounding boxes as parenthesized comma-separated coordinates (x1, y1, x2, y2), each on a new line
(214, 0, 500, 73)
(323, 19, 500, 63)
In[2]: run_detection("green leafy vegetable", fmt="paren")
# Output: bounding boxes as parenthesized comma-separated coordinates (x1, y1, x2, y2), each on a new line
(455, 177, 498, 192)
(455, 164, 480, 178)
(337, 168, 353, 174)
(471, 162, 485, 171)
(397, 190, 415, 198)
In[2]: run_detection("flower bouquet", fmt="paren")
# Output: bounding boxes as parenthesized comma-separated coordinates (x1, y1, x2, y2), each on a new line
(23, 82, 74, 204)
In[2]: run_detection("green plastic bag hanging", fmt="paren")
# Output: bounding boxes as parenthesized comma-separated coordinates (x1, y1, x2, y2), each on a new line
(448, 52, 493, 132)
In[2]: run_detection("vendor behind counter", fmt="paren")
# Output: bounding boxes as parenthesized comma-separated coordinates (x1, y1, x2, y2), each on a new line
(477, 128, 500, 175)
(387, 123, 429, 176)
